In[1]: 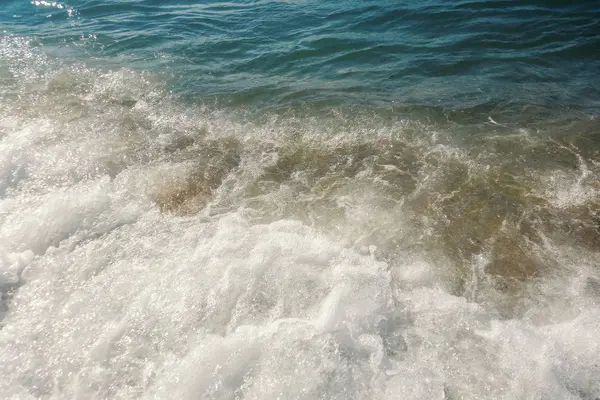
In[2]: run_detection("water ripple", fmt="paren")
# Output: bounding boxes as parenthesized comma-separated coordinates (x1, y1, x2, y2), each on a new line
(2, 0, 600, 111)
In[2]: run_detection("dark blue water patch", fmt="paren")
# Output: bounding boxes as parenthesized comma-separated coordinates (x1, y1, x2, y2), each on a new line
(1, 0, 599, 113)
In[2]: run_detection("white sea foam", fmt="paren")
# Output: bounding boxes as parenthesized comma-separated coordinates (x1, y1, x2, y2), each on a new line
(0, 38, 599, 399)
(31, 1, 76, 18)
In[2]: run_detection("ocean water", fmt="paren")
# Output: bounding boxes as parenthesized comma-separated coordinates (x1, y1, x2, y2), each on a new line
(1, 0, 600, 398)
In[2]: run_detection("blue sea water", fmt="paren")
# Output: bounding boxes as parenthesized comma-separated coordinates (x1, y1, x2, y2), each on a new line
(1, 1, 600, 399)
(3, 0, 600, 111)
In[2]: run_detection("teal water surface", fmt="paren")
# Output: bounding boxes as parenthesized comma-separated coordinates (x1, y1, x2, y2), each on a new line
(3, 0, 600, 112)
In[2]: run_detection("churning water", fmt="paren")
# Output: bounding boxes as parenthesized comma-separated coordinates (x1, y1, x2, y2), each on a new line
(1, 1, 600, 398)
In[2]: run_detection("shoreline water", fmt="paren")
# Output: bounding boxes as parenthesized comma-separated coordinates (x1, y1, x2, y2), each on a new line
(1, 1, 600, 398)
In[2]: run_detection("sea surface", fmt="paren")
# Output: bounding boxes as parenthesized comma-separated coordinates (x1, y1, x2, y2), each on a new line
(1, 0, 600, 398)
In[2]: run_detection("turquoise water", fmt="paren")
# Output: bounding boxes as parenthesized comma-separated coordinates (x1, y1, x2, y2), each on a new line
(1, 1, 600, 399)
(4, 0, 600, 110)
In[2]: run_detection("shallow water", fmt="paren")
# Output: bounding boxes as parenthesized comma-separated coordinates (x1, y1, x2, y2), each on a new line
(1, 1, 600, 399)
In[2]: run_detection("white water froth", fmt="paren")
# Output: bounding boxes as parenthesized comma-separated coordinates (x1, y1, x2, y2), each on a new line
(0, 54, 599, 398)
(2, 194, 598, 398)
